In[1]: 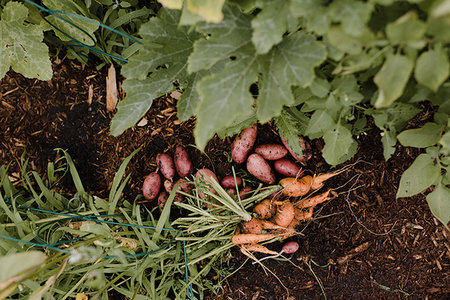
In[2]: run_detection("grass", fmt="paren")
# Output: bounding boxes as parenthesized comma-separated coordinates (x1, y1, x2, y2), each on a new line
(0, 150, 282, 299)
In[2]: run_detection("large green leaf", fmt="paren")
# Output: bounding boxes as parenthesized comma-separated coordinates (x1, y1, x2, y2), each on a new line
(42, 0, 98, 45)
(251, 0, 294, 54)
(274, 110, 308, 158)
(188, 5, 253, 72)
(111, 65, 187, 136)
(397, 122, 443, 148)
(322, 123, 355, 166)
(111, 8, 197, 136)
(414, 48, 450, 92)
(177, 61, 224, 121)
(290, 0, 330, 35)
(374, 54, 414, 108)
(426, 182, 450, 229)
(121, 9, 198, 80)
(195, 54, 258, 150)
(305, 110, 335, 139)
(386, 16, 426, 47)
(329, 0, 373, 37)
(257, 33, 326, 122)
(441, 131, 450, 155)
(397, 153, 441, 198)
(0, 2, 52, 80)
(186, 0, 226, 23)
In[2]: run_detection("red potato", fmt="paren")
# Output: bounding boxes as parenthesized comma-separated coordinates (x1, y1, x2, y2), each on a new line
(174, 146, 193, 178)
(226, 188, 236, 196)
(221, 176, 243, 188)
(195, 168, 219, 185)
(142, 172, 161, 200)
(164, 179, 174, 194)
(282, 241, 299, 254)
(246, 153, 276, 184)
(254, 144, 288, 160)
(231, 124, 258, 163)
(274, 159, 304, 177)
(239, 186, 253, 199)
(280, 135, 312, 163)
(196, 169, 219, 206)
(173, 178, 192, 202)
(157, 153, 175, 180)
(157, 191, 168, 211)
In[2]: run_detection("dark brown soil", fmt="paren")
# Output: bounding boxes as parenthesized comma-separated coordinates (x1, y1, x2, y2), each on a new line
(1, 59, 449, 299)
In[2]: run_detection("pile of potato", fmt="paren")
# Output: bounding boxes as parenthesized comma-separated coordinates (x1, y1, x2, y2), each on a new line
(231, 124, 311, 184)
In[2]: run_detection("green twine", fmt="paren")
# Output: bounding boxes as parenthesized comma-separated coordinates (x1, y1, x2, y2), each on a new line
(22, 0, 142, 63)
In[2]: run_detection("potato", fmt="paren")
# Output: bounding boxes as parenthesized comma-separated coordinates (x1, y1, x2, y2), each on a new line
(274, 159, 304, 177)
(142, 172, 161, 200)
(174, 146, 193, 178)
(221, 175, 243, 188)
(231, 124, 257, 163)
(195, 168, 218, 185)
(246, 153, 276, 184)
(280, 135, 312, 163)
(157, 191, 168, 211)
(282, 241, 299, 254)
(254, 144, 288, 160)
(239, 186, 253, 199)
(157, 153, 175, 180)
(173, 178, 192, 202)
(164, 179, 174, 194)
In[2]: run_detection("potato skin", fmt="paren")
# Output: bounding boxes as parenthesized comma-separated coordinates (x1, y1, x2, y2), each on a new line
(239, 186, 252, 199)
(157, 191, 168, 211)
(174, 146, 194, 178)
(254, 144, 288, 160)
(157, 153, 175, 180)
(274, 159, 304, 177)
(280, 135, 312, 163)
(221, 176, 243, 188)
(142, 172, 161, 200)
(282, 241, 299, 254)
(231, 124, 257, 163)
(195, 168, 218, 184)
(246, 153, 276, 184)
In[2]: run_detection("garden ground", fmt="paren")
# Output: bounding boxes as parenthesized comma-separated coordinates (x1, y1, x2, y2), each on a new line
(0, 58, 448, 299)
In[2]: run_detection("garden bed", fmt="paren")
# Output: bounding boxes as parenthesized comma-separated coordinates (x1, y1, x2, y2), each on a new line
(1, 59, 449, 299)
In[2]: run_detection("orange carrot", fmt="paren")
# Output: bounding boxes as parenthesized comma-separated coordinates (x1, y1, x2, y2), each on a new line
(294, 207, 314, 221)
(259, 219, 286, 230)
(241, 243, 278, 255)
(242, 218, 263, 234)
(273, 201, 295, 227)
(279, 175, 313, 197)
(296, 190, 331, 209)
(311, 173, 338, 190)
(253, 199, 276, 219)
(231, 233, 278, 245)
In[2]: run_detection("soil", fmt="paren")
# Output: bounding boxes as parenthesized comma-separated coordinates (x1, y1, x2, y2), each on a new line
(1, 58, 449, 299)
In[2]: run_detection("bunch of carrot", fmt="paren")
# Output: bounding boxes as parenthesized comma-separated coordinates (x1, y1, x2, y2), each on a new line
(232, 186, 334, 256)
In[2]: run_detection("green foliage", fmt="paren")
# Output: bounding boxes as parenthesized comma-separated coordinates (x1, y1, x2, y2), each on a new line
(0, 1, 52, 80)
(2, 0, 449, 227)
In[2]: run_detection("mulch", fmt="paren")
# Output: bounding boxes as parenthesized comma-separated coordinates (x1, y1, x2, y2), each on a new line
(1, 58, 448, 299)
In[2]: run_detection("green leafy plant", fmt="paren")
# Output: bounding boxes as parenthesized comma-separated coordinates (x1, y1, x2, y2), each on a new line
(109, 0, 449, 227)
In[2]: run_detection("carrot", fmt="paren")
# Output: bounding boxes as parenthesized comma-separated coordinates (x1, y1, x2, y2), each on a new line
(279, 175, 313, 197)
(241, 243, 278, 255)
(253, 199, 276, 219)
(296, 190, 331, 209)
(273, 201, 295, 227)
(232, 233, 279, 245)
(242, 218, 263, 234)
(282, 207, 313, 239)
(259, 219, 286, 230)
(311, 173, 338, 190)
